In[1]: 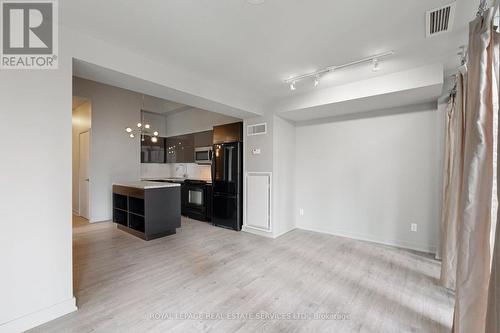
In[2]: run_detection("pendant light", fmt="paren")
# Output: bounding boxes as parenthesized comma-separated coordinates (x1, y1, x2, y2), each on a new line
(125, 94, 160, 142)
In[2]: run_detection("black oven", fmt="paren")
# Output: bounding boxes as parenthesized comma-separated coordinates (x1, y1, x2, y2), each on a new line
(181, 180, 212, 221)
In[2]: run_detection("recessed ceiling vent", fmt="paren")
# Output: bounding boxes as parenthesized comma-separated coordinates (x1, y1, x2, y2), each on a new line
(426, 2, 456, 38)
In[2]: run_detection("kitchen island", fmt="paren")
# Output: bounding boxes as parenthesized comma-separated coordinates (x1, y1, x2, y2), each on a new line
(112, 181, 181, 240)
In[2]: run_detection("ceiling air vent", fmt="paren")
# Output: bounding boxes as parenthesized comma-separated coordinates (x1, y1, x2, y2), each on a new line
(247, 123, 267, 136)
(426, 3, 456, 38)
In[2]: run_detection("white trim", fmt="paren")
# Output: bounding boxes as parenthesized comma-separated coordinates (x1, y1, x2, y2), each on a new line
(244, 172, 272, 232)
(296, 226, 437, 254)
(0, 298, 77, 333)
(242, 226, 296, 239)
(90, 216, 111, 223)
(242, 225, 274, 238)
(273, 227, 296, 239)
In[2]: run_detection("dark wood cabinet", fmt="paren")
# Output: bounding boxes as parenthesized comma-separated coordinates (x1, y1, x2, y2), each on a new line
(194, 130, 213, 148)
(141, 136, 166, 163)
(166, 134, 194, 163)
(213, 122, 243, 144)
(143, 127, 233, 164)
(165, 137, 178, 163)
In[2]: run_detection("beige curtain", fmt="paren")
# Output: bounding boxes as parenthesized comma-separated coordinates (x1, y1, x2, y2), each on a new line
(486, 22, 499, 333)
(453, 8, 497, 333)
(440, 73, 466, 291)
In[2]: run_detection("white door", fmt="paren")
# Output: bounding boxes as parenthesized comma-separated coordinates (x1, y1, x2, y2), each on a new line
(79, 131, 90, 220)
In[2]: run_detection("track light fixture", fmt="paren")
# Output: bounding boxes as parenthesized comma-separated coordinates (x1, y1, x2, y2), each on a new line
(284, 51, 394, 91)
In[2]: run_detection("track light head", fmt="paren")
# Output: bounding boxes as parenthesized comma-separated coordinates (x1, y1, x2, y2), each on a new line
(372, 58, 380, 72)
(290, 81, 296, 91)
(314, 75, 320, 87)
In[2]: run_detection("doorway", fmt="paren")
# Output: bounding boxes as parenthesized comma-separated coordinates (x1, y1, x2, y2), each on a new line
(79, 131, 90, 219)
(72, 97, 92, 220)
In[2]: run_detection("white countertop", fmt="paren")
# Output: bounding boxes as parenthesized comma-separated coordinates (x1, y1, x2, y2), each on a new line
(114, 181, 181, 189)
(141, 177, 212, 184)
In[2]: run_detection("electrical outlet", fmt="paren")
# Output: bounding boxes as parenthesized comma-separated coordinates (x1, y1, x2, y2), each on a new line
(410, 223, 418, 232)
(299, 208, 304, 216)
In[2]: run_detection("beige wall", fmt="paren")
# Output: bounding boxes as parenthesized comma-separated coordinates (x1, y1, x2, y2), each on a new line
(72, 102, 91, 214)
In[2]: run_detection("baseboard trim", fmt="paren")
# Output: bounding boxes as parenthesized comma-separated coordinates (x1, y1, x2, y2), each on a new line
(272, 228, 296, 239)
(0, 297, 77, 333)
(296, 226, 436, 254)
(242, 226, 296, 239)
(242, 225, 274, 238)
(90, 216, 111, 223)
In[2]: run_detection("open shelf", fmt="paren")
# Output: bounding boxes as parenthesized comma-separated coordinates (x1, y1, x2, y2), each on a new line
(129, 213, 145, 233)
(113, 184, 180, 241)
(113, 193, 128, 210)
(113, 208, 128, 226)
(129, 197, 145, 216)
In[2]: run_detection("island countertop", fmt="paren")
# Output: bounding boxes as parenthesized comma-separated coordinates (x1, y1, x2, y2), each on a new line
(113, 181, 181, 190)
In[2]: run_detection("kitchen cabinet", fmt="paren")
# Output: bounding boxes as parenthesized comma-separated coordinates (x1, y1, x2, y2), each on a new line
(194, 130, 213, 148)
(166, 134, 194, 163)
(112, 183, 181, 240)
(141, 136, 166, 163)
(213, 122, 243, 144)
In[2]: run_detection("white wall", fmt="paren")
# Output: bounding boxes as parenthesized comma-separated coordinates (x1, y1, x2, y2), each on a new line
(0, 58, 76, 331)
(244, 115, 274, 173)
(73, 78, 142, 222)
(72, 102, 91, 214)
(272, 116, 296, 237)
(295, 105, 443, 253)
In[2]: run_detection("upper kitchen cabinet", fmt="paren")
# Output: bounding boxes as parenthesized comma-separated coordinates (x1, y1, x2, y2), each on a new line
(166, 134, 194, 163)
(141, 136, 166, 163)
(194, 130, 213, 148)
(213, 122, 243, 144)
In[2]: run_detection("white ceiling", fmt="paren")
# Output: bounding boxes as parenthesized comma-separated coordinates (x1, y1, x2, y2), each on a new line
(62, 0, 477, 106)
(73, 59, 258, 119)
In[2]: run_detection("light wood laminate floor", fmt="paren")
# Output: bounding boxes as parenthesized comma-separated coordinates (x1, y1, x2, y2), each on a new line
(30, 216, 454, 333)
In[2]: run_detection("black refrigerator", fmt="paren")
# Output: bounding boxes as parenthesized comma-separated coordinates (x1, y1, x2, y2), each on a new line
(211, 142, 243, 231)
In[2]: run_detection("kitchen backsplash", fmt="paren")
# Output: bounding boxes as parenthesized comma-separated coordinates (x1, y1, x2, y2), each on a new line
(141, 163, 211, 181)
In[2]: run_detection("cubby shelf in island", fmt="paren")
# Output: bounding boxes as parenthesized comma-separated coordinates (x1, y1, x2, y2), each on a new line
(112, 181, 181, 240)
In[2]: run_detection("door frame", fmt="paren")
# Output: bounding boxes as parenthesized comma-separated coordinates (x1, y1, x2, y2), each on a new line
(78, 130, 91, 220)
